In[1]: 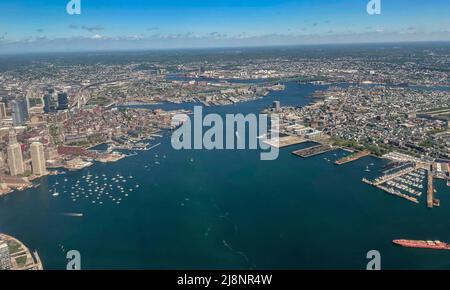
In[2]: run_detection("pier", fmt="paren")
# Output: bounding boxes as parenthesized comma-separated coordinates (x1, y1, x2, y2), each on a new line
(427, 171, 440, 208)
(372, 166, 416, 186)
(334, 150, 370, 165)
(292, 144, 333, 158)
(362, 179, 419, 204)
(427, 171, 434, 208)
(362, 164, 429, 205)
(263, 135, 307, 148)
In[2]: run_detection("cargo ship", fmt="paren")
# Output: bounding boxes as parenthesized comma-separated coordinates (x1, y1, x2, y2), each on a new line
(393, 239, 450, 250)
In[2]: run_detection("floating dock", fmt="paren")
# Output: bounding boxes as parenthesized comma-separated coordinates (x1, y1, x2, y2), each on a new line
(372, 166, 416, 186)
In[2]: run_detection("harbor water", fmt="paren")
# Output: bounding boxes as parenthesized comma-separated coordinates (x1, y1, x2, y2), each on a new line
(0, 82, 449, 269)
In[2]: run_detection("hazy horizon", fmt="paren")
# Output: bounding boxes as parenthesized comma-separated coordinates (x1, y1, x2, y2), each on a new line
(1, 40, 450, 57)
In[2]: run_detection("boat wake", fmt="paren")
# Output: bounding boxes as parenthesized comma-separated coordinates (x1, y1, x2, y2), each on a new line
(62, 213, 84, 217)
(222, 240, 255, 269)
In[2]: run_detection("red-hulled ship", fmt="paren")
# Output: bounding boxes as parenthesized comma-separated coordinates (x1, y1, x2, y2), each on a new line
(393, 239, 450, 250)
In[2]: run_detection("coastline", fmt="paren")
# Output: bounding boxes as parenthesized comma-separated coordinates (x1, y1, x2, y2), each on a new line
(0, 233, 43, 270)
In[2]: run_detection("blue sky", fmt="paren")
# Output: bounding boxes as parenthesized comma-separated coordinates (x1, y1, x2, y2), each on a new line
(0, 0, 449, 52)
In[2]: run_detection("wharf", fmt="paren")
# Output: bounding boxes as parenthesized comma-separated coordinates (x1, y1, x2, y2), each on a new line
(263, 135, 307, 148)
(292, 144, 333, 158)
(335, 150, 370, 165)
(362, 178, 419, 204)
(427, 171, 440, 208)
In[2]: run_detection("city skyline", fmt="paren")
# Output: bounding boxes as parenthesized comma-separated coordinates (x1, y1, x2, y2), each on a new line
(0, 0, 450, 53)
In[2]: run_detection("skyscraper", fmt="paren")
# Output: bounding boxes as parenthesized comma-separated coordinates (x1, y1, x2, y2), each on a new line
(273, 101, 281, 112)
(44, 94, 58, 113)
(0, 241, 12, 270)
(7, 130, 25, 176)
(30, 142, 47, 176)
(0, 102, 6, 119)
(11, 99, 28, 126)
(57, 93, 69, 110)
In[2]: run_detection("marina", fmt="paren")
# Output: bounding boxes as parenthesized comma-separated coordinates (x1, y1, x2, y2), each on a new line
(363, 166, 429, 205)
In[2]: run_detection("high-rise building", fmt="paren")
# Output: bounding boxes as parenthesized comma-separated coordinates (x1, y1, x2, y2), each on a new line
(273, 101, 281, 112)
(0, 102, 6, 119)
(44, 94, 58, 113)
(30, 142, 47, 176)
(11, 99, 28, 126)
(0, 241, 12, 270)
(7, 130, 25, 176)
(57, 93, 69, 110)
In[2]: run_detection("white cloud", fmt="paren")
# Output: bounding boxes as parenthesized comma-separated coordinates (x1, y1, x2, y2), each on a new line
(91, 34, 103, 40)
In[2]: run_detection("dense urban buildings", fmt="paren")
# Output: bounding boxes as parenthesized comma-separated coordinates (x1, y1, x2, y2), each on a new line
(0, 241, 12, 270)
(0, 44, 449, 196)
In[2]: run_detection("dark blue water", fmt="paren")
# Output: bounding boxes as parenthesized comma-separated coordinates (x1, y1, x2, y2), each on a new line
(0, 82, 449, 270)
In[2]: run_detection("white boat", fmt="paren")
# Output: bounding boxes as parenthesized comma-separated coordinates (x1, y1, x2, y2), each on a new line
(52, 188, 60, 197)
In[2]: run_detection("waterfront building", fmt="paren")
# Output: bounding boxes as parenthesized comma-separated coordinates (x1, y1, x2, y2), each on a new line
(7, 130, 25, 176)
(30, 142, 47, 176)
(0, 241, 12, 270)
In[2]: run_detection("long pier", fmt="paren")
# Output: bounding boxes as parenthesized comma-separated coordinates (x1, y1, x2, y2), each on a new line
(334, 150, 370, 165)
(427, 171, 440, 208)
(292, 145, 333, 158)
(427, 171, 434, 208)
